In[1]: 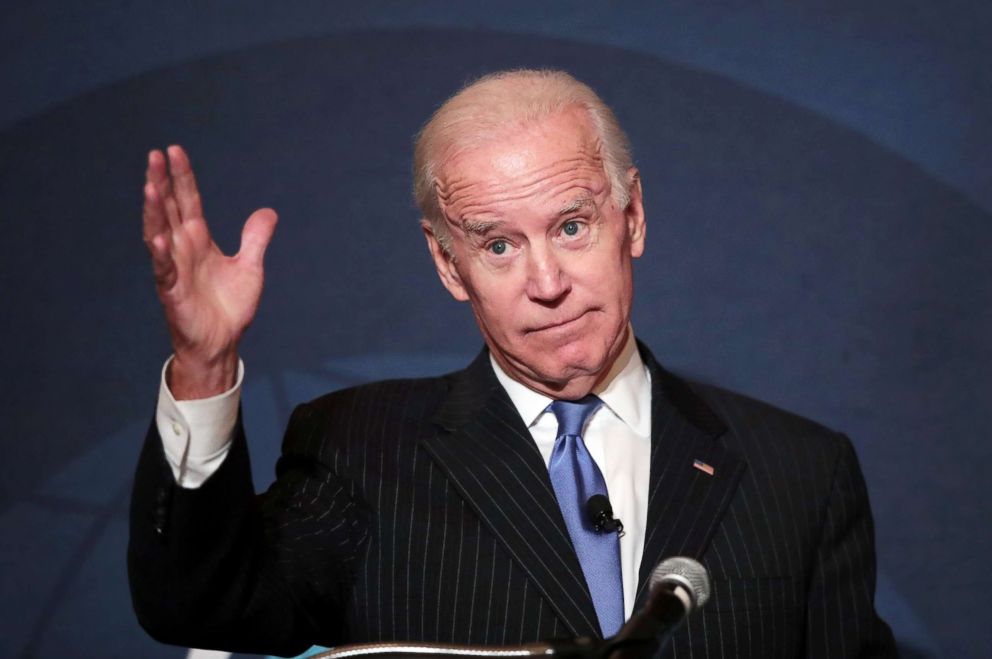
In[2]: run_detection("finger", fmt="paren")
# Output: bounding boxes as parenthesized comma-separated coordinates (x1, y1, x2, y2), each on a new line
(167, 145, 204, 222)
(142, 180, 170, 246)
(238, 208, 279, 269)
(145, 148, 167, 186)
(146, 149, 181, 228)
(149, 233, 178, 291)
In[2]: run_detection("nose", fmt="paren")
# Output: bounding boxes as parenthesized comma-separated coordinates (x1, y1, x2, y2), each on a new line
(525, 244, 571, 303)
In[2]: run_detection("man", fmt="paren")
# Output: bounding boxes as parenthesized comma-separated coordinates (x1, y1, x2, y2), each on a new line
(130, 70, 896, 658)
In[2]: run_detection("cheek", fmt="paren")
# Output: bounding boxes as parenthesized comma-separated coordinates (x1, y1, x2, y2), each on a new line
(469, 280, 524, 335)
(576, 252, 632, 303)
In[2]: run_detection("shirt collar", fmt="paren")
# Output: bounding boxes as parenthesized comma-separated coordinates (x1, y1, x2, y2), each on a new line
(489, 327, 651, 436)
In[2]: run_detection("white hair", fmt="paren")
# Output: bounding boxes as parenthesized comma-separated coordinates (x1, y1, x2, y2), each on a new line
(412, 69, 634, 253)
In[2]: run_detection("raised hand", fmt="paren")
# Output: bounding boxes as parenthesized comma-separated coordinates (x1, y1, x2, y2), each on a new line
(142, 145, 278, 399)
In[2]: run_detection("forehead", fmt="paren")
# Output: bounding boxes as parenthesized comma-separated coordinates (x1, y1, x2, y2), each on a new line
(435, 109, 608, 222)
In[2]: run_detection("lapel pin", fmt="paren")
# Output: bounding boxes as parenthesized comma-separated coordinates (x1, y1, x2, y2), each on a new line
(693, 459, 715, 476)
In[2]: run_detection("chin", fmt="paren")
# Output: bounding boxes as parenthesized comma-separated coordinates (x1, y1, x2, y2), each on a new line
(533, 342, 609, 383)
(489, 315, 626, 391)
(551, 322, 622, 364)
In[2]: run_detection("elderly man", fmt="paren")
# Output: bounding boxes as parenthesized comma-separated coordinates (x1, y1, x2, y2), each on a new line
(129, 70, 896, 658)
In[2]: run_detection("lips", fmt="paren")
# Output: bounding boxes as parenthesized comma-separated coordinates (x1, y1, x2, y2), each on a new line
(526, 310, 591, 333)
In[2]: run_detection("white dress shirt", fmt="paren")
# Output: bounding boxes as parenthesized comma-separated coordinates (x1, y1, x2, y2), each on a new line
(489, 332, 651, 619)
(156, 332, 652, 619)
(156, 356, 244, 489)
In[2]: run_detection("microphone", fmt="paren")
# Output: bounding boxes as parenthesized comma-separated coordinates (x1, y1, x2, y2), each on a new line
(604, 557, 711, 659)
(586, 494, 623, 535)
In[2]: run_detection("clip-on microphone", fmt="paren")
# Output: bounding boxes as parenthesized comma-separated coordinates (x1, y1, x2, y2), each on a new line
(586, 494, 624, 536)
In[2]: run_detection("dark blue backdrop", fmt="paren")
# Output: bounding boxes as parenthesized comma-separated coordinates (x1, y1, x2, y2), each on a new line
(1, 3, 989, 658)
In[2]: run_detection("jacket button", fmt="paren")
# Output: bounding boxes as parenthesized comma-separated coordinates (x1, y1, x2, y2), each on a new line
(154, 509, 168, 535)
(153, 488, 170, 535)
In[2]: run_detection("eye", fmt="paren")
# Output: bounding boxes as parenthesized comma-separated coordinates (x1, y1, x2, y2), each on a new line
(489, 239, 508, 255)
(562, 220, 581, 236)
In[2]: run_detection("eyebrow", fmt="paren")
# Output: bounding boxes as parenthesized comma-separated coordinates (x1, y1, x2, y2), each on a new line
(558, 197, 593, 216)
(461, 218, 503, 236)
(459, 197, 594, 236)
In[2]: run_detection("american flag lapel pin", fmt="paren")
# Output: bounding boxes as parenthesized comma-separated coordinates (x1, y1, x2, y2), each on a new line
(693, 459, 715, 476)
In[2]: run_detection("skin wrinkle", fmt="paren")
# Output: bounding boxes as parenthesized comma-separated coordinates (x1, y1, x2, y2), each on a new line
(435, 121, 605, 218)
(437, 132, 604, 191)
(446, 173, 604, 229)
(440, 164, 608, 246)
(437, 156, 605, 221)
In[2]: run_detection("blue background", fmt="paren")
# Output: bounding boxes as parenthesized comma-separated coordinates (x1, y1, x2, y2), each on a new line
(1, 2, 989, 657)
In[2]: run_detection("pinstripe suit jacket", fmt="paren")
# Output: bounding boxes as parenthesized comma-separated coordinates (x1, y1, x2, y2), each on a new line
(129, 343, 896, 658)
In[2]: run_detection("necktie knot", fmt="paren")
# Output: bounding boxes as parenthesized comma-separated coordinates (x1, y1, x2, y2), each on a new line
(550, 395, 603, 437)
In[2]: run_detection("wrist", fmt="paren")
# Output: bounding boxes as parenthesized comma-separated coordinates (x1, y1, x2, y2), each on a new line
(168, 350, 239, 400)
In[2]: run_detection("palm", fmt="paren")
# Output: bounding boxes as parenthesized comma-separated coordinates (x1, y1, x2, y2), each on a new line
(164, 222, 263, 352)
(143, 146, 277, 385)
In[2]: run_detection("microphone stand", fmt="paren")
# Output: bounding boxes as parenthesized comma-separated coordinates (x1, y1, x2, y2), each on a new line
(311, 596, 680, 659)
(313, 561, 704, 659)
(311, 638, 599, 659)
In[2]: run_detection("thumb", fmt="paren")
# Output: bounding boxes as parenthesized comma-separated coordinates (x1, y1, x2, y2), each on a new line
(239, 208, 278, 269)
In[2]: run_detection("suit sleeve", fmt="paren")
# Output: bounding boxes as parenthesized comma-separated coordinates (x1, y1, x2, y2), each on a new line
(803, 435, 897, 658)
(128, 402, 370, 657)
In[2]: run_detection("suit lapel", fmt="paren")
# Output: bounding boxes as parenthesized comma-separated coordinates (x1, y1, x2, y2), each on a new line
(634, 344, 747, 607)
(421, 351, 602, 638)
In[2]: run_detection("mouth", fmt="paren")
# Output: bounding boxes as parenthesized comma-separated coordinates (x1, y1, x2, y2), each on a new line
(526, 310, 592, 334)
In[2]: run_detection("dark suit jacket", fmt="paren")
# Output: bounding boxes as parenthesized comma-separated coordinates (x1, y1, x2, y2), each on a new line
(129, 343, 896, 658)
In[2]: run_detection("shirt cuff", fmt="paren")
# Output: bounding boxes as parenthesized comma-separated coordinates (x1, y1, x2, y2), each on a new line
(155, 355, 244, 489)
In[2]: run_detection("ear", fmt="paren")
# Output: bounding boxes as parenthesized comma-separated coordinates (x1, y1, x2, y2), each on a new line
(422, 219, 470, 302)
(623, 167, 646, 258)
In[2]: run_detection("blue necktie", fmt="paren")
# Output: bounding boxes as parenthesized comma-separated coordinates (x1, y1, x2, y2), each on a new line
(548, 396, 624, 637)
